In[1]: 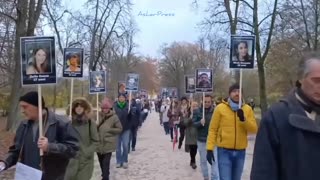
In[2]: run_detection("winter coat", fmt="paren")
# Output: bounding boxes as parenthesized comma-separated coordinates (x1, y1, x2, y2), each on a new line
(167, 106, 181, 128)
(251, 90, 320, 180)
(113, 102, 131, 131)
(129, 101, 141, 129)
(97, 111, 123, 154)
(1, 109, 79, 180)
(161, 105, 170, 123)
(64, 119, 99, 180)
(182, 116, 197, 145)
(206, 100, 258, 151)
(193, 106, 214, 142)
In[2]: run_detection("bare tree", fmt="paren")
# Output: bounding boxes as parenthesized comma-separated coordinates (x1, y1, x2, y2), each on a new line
(159, 39, 228, 96)
(195, 0, 279, 114)
(71, 0, 131, 71)
(0, 3, 15, 89)
(0, 0, 44, 131)
(279, 0, 320, 50)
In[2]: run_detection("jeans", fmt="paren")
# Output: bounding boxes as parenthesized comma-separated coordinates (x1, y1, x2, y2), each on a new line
(217, 147, 245, 180)
(163, 122, 170, 134)
(97, 152, 112, 180)
(197, 141, 219, 180)
(116, 130, 130, 165)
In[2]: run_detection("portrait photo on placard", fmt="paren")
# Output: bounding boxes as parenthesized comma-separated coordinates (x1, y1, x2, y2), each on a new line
(118, 81, 127, 95)
(230, 35, 255, 69)
(196, 68, 213, 92)
(126, 73, 139, 91)
(168, 87, 178, 98)
(63, 48, 83, 78)
(20, 36, 56, 85)
(185, 75, 196, 93)
(140, 89, 148, 99)
(161, 88, 168, 98)
(89, 71, 106, 94)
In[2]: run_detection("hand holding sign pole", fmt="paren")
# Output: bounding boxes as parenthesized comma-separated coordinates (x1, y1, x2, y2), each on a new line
(125, 73, 139, 113)
(38, 85, 43, 156)
(229, 35, 255, 108)
(20, 36, 57, 157)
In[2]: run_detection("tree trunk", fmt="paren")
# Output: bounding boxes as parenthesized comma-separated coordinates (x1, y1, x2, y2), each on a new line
(6, 31, 23, 131)
(6, 0, 43, 131)
(6, 0, 29, 131)
(257, 59, 267, 115)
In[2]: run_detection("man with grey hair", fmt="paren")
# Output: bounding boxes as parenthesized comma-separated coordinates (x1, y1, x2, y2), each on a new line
(251, 52, 320, 180)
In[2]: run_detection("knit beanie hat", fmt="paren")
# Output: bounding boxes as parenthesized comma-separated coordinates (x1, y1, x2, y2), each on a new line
(229, 83, 240, 94)
(101, 97, 113, 109)
(19, 91, 45, 107)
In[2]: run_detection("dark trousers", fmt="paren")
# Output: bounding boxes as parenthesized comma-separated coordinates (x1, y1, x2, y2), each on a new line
(170, 127, 174, 140)
(163, 122, 170, 135)
(178, 126, 185, 149)
(130, 127, 138, 149)
(189, 145, 198, 163)
(97, 152, 112, 180)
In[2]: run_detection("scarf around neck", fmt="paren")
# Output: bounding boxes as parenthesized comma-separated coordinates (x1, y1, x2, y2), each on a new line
(228, 98, 240, 111)
(296, 88, 320, 114)
(117, 101, 126, 109)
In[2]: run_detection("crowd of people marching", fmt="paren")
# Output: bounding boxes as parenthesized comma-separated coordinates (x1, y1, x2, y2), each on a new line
(0, 92, 152, 180)
(1, 52, 320, 180)
(155, 83, 257, 180)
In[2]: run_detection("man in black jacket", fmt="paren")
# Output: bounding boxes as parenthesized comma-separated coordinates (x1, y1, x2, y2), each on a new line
(129, 99, 141, 152)
(251, 52, 320, 180)
(0, 91, 79, 180)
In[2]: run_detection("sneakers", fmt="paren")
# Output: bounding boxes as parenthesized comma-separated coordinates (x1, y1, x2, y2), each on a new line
(122, 163, 128, 169)
(132, 148, 136, 151)
(116, 164, 121, 168)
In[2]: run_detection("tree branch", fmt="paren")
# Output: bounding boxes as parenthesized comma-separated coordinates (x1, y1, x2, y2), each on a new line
(0, 11, 16, 22)
(239, 0, 253, 10)
(258, 13, 273, 27)
(262, 0, 278, 61)
(238, 19, 253, 28)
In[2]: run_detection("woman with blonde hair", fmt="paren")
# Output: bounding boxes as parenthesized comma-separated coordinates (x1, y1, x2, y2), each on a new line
(64, 98, 99, 180)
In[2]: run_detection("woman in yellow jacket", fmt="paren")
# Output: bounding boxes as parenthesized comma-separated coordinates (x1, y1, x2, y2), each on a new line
(206, 84, 258, 180)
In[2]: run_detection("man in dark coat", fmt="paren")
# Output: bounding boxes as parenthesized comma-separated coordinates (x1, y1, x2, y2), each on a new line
(129, 98, 141, 152)
(0, 91, 79, 180)
(113, 93, 131, 169)
(251, 52, 320, 180)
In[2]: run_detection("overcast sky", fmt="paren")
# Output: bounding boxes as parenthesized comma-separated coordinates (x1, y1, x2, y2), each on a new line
(66, 0, 206, 58)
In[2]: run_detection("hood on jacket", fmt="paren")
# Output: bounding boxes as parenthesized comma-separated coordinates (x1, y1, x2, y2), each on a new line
(67, 98, 93, 122)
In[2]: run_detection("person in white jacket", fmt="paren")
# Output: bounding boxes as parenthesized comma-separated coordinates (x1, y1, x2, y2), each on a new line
(161, 98, 170, 135)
